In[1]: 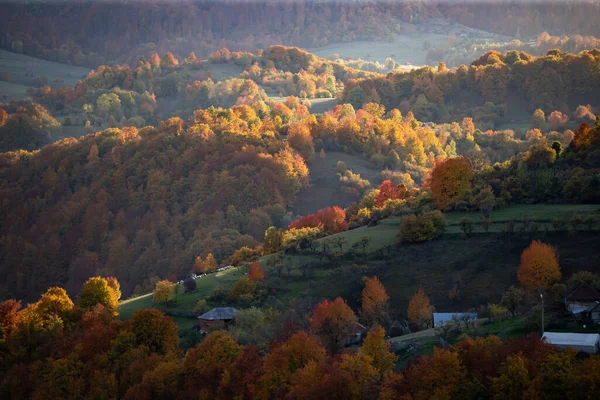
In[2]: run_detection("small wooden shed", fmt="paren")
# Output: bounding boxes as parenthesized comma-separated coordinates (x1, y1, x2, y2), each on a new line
(196, 307, 237, 333)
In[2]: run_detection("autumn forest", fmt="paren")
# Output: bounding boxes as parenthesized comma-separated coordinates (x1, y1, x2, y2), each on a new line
(2, 1, 600, 399)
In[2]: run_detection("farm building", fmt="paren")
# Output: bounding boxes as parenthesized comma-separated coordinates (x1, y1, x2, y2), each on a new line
(433, 312, 478, 328)
(563, 281, 600, 323)
(542, 332, 600, 354)
(344, 322, 368, 346)
(196, 307, 237, 333)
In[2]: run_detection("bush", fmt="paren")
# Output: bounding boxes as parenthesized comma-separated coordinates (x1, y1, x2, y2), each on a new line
(207, 287, 226, 302)
(459, 217, 473, 236)
(228, 277, 256, 303)
(398, 210, 446, 243)
(193, 299, 207, 316)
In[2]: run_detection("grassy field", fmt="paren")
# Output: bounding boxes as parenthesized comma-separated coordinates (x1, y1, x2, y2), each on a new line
(119, 267, 243, 329)
(268, 96, 338, 115)
(0, 49, 90, 101)
(307, 32, 446, 65)
(118, 204, 600, 334)
(0, 80, 32, 101)
(293, 150, 382, 215)
(307, 20, 508, 66)
(205, 62, 245, 81)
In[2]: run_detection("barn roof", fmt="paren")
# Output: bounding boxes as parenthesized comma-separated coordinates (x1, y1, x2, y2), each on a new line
(563, 281, 600, 302)
(543, 332, 600, 347)
(198, 307, 237, 321)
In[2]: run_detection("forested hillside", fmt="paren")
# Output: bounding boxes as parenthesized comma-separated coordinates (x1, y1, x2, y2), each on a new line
(3, 1, 600, 67)
(343, 49, 600, 127)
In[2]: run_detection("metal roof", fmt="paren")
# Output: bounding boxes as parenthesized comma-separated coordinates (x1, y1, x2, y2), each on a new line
(433, 312, 478, 327)
(543, 332, 600, 347)
(198, 307, 237, 321)
(564, 281, 600, 302)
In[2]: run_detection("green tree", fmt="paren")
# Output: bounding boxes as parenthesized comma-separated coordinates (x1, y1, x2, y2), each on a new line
(501, 286, 524, 317)
(347, 87, 365, 110)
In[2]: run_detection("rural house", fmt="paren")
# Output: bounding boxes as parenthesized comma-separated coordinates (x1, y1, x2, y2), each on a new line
(344, 322, 368, 346)
(196, 307, 237, 333)
(563, 281, 600, 323)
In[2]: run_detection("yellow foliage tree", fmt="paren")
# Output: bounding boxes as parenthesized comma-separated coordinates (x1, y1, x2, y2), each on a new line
(153, 280, 175, 304)
(358, 324, 398, 376)
(79, 276, 120, 315)
(407, 286, 434, 329)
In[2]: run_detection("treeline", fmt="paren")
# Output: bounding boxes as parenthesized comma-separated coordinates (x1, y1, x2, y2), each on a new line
(2, 285, 600, 399)
(343, 49, 600, 128)
(32, 46, 374, 133)
(427, 32, 600, 68)
(0, 0, 431, 67)
(4, 1, 600, 68)
(439, 0, 600, 38)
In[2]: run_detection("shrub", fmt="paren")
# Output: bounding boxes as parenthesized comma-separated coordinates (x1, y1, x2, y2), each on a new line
(399, 210, 446, 243)
(228, 277, 256, 303)
(207, 287, 226, 302)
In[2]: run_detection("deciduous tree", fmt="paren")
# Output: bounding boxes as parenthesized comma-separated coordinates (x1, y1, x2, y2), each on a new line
(517, 240, 561, 291)
(79, 276, 120, 315)
(361, 276, 390, 327)
(426, 157, 473, 210)
(407, 286, 434, 329)
(248, 261, 265, 281)
(358, 324, 397, 375)
(153, 280, 175, 304)
(263, 226, 283, 254)
(310, 297, 357, 353)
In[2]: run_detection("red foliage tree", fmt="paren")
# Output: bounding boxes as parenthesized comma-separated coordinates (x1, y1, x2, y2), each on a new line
(248, 261, 265, 281)
(310, 297, 357, 354)
(374, 180, 408, 207)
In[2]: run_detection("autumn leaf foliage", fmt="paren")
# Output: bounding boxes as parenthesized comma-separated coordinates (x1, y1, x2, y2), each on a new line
(517, 240, 561, 291)
(407, 286, 434, 329)
(310, 297, 357, 353)
(248, 261, 265, 281)
(288, 206, 348, 234)
(374, 180, 408, 207)
(361, 276, 390, 326)
(426, 157, 473, 210)
(79, 276, 121, 315)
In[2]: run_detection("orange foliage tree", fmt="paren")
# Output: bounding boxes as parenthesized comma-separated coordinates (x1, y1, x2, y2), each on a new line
(374, 180, 408, 207)
(361, 276, 390, 327)
(287, 123, 315, 161)
(248, 261, 265, 281)
(194, 253, 217, 274)
(0, 299, 21, 341)
(259, 331, 326, 397)
(407, 286, 434, 330)
(426, 157, 473, 210)
(517, 240, 561, 291)
(310, 297, 357, 353)
(289, 206, 347, 234)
